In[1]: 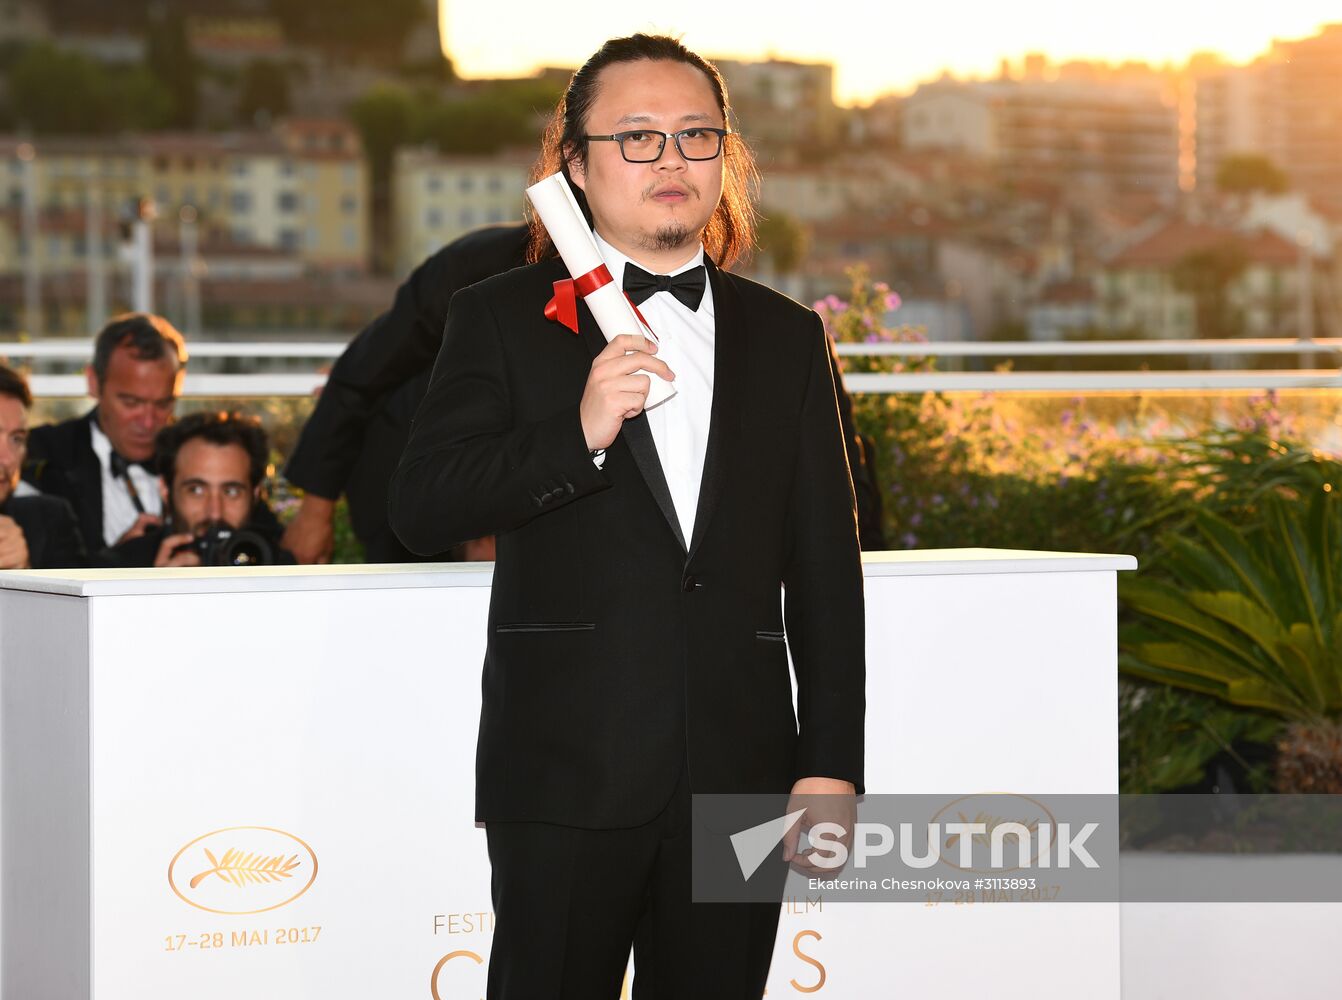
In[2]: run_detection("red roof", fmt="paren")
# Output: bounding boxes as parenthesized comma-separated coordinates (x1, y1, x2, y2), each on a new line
(1109, 221, 1299, 268)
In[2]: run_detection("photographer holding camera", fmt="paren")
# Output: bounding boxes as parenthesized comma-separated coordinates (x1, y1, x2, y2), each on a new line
(104, 411, 293, 568)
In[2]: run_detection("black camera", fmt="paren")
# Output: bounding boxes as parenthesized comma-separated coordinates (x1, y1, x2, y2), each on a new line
(171, 520, 276, 567)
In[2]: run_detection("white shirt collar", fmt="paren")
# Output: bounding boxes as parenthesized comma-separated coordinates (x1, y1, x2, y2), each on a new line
(88, 413, 114, 468)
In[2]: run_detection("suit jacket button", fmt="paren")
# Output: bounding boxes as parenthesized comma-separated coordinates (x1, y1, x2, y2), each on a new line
(541, 492, 554, 504)
(682, 575, 698, 592)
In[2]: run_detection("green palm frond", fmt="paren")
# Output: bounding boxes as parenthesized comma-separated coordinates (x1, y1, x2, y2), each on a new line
(1120, 489, 1342, 723)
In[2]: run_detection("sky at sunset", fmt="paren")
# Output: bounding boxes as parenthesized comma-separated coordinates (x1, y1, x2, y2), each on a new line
(439, 1, 1338, 103)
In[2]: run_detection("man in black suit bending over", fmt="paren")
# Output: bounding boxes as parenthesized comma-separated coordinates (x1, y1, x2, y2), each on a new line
(23, 313, 186, 554)
(0, 364, 85, 569)
(391, 35, 863, 999)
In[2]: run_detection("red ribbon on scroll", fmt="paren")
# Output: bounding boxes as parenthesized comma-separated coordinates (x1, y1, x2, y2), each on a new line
(544, 263, 655, 338)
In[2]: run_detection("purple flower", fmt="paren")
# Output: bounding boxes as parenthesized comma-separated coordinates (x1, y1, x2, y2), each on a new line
(909, 512, 923, 527)
(902, 532, 918, 548)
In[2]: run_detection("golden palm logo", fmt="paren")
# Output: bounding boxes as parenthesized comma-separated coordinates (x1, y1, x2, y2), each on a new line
(169, 827, 318, 915)
(930, 794, 1058, 873)
(189, 848, 303, 889)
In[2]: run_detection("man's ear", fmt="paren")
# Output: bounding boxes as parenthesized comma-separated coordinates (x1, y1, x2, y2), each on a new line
(157, 477, 169, 506)
(566, 151, 587, 193)
(84, 366, 99, 401)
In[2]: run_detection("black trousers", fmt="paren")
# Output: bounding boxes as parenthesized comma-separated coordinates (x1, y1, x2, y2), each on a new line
(484, 758, 783, 999)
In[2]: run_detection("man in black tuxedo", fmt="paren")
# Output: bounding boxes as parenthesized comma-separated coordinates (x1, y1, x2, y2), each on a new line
(22, 313, 186, 554)
(282, 230, 886, 565)
(0, 364, 86, 569)
(391, 35, 863, 999)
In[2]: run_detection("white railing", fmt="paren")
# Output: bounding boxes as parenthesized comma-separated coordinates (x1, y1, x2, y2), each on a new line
(6, 337, 1341, 397)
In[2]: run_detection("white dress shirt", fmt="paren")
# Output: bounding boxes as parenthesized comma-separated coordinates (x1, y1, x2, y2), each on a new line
(592, 232, 715, 545)
(89, 417, 163, 546)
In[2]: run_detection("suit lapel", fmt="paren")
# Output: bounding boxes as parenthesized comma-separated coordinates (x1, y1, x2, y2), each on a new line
(686, 261, 744, 563)
(78, 411, 106, 549)
(576, 297, 688, 553)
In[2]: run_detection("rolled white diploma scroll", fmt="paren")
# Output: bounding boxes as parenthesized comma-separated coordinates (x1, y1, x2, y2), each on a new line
(525, 171, 676, 409)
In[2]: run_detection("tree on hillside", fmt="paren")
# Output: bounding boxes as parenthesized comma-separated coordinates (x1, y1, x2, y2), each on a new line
(1216, 155, 1288, 196)
(237, 59, 292, 126)
(272, 0, 425, 54)
(145, 8, 200, 128)
(6, 43, 172, 133)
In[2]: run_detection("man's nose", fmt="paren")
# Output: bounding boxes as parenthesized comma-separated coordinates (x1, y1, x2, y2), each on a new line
(204, 491, 223, 520)
(656, 139, 688, 169)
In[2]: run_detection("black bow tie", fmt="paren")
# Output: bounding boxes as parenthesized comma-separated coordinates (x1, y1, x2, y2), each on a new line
(622, 263, 707, 311)
(110, 452, 153, 478)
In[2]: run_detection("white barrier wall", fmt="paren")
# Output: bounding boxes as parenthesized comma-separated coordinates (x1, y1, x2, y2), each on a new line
(1, 549, 1133, 999)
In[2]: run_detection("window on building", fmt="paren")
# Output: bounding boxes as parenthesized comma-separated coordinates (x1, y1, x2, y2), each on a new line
(487, 175, 503, 192)
(277, 191, 299, 213)
(279, 229, 301, 251)
(426, 208, 442, 229)
(427, 176, 442, 193)
(231, 191, 252, 213)
(341, 193, 357, 214)
(460, 209, 476, 227)
(343, 225, 357, 250)
(459, 175, 475, 193)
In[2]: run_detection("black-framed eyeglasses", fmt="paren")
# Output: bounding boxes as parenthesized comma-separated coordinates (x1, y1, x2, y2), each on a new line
(582, 127, 731, 163)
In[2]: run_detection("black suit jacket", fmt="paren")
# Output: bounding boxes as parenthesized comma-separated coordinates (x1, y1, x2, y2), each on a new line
(390, 258, 866, 829)
(22, 410, 108, 552)
(1, 494, 87, 569)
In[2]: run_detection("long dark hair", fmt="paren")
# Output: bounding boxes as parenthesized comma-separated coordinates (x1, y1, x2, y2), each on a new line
(526, 34, 759, 269)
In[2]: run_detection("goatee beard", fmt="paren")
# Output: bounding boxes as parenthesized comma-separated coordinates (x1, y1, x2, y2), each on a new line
(642, 222, 693, 254)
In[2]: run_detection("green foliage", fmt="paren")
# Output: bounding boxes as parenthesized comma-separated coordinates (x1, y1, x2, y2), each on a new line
(237, 59, 292, 125)
(1120, 490, 1342, 723)
(5, 43, 173, 133)
(272, 0, 425, 54)
(1118, 678, 1278, 793)
(145, 10, 199, 128)
(348, 82, 418, 175)
(757, 212, 808, 274)
(348, 77, 562, 172)
(1216, 154, 1289, 196)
